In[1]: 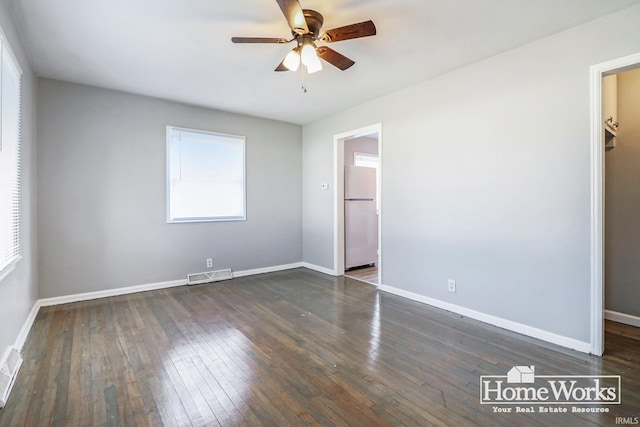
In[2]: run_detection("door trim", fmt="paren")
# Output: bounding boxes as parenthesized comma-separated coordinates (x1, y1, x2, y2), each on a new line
(589, 51, 640, 356)
(333, 124, 382, 284)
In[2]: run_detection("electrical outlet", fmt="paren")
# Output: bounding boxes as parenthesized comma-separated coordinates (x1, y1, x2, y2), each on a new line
(206, 258, 213, 268)
(448, 279, 456, 293)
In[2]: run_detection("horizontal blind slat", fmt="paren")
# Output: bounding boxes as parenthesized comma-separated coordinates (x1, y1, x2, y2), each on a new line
(0, 31, 22, 276)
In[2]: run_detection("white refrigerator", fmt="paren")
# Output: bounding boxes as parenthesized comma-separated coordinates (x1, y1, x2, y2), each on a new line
(344, 165, 378, 270)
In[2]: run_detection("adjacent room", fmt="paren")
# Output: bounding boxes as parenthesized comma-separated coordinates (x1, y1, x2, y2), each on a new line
(1, 0, 640, 425)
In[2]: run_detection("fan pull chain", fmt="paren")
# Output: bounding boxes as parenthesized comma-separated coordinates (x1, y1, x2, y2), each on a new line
(301, 65, 307, 93)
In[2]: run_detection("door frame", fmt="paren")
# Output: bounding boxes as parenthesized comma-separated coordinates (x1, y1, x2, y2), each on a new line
(333, 123, 382, 284)
(589, 51, 640, 356)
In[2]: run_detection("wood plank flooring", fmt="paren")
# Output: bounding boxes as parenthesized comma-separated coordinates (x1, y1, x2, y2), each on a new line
(344, 265, 378, 285)
(1, 268, 639, 426)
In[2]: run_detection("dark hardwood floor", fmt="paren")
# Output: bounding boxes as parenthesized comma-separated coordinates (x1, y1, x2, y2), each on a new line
(0, 268, 638, 426)
(344, 265, 378, 285)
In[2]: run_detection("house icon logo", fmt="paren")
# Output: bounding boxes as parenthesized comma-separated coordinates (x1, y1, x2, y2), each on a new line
(507, 366, 535, 383)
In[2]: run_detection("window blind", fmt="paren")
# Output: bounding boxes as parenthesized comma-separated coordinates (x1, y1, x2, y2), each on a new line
(166, 126, 246, 223)
(0, 32, 23, 281)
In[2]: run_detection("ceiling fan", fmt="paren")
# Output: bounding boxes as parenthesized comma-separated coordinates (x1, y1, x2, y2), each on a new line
(231, 0, 376, 74)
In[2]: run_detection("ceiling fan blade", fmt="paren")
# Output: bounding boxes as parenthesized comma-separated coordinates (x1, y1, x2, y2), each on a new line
(275, 0, 309, 35)
(320, 20, 376, 42)
(316, 46, 355, 70)
(231, 37, 289, 43)
(275, 60, 289, 72)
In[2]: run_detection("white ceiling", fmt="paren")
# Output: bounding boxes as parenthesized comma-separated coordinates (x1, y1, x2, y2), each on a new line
(9, 0, 640, 124)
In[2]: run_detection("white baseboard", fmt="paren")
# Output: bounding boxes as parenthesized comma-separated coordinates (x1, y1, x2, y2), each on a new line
(301, 262, 336, 276)
(38, 262, 307, 307)
(38, 278, 189, 308)
(605, 310, 640, 328)
(14, 303, 40, 352)
(233, 262, 303, 278)
(378, 284, 591, 354)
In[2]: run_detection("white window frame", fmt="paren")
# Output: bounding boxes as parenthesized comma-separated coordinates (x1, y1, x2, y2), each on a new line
(166, 126, 246, 223)
(0, 28, 23, 283)
(354, 152, 379, 169)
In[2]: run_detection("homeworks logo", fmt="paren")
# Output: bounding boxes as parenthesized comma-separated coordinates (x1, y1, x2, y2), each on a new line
(480, 366, 621, 405)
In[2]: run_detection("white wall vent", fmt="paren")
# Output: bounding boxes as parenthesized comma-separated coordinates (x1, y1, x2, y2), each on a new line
(0, 346, 23, 408)
(187, 268, 233, 285)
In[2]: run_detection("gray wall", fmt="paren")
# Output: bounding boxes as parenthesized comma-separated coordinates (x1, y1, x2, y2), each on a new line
(606, 68, 640, 317)
(37, 79, 302, 298)
(0, 0, 38, 352)
(302, 4, 640, 343)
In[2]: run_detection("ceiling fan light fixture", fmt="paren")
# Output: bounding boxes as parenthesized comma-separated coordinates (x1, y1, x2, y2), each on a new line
(232, 2, 376, 76)
(300, 43, 317, 65)
(283, 48, 301, 71)
(305, 56, 323, 74)
(301, 43, 322, 73)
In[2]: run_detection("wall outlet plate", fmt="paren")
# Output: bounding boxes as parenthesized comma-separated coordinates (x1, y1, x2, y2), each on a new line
(448, 279, 456, 293)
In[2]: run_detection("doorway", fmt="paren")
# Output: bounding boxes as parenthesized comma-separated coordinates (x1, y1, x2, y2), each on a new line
(333, 124, 382, 286)
(590, 52, 640, 356)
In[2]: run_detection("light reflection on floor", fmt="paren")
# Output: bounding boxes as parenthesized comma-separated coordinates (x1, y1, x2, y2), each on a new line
(368, 292, 381, 370)
(161, 326, 252, 425)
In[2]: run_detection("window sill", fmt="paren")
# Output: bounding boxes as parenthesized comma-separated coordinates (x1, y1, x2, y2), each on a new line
(0, 256, 22, 284)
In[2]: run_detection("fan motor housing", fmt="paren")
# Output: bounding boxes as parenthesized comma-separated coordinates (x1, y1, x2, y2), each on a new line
(300, 9, 324, 37)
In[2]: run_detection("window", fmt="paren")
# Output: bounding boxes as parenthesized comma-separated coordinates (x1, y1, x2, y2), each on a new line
(354, 152, 378, 169)
(167, 126, 246, 223)
(0, 31, 23, 281)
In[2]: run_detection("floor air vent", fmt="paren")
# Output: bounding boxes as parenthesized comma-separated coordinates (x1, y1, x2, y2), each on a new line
(187, 268, 233, 285)
(0, 346, 23, 408)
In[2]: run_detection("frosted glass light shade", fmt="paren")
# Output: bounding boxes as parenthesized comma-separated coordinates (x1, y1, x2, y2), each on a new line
(283, 49, 300, 71)
(305, 56, 322, 73)
(301, 44, 322, 73)
(301, 44, 317, 66)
